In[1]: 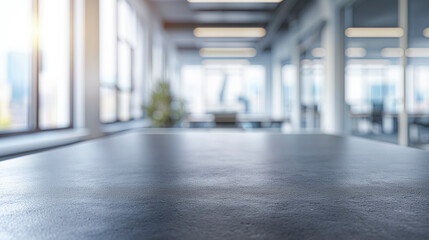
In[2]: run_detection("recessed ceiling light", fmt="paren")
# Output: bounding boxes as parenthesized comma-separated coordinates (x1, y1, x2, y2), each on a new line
(345, 48, 367, 58)
(345, 27, 404, 38)
(347, 59, 391, 65)
(423, 28, 429, 38)
(202, 42, 254, 47)
(188, 0, 282, 2)
(311, 48, 325, 58)
(202, 59, 251, 65)
(194, 27, 266, 38)
(199, 48, 257, 58)
(381, 48, 404, 58)
(406, 48, 429, 58)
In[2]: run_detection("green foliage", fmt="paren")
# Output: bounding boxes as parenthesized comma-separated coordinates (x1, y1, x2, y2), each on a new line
(144, 81, 186, 128)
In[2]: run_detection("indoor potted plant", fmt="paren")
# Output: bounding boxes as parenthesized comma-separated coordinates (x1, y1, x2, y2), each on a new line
(143, 81, 186, 128)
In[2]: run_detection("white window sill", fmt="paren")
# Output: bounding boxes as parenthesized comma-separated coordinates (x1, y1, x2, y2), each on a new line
(102, 119, 152, 134)
(0, 129, 89, 158)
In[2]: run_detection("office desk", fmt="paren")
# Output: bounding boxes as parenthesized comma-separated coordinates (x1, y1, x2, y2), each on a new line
(1, 132, 429, 239)
(186, 114, 286, 128)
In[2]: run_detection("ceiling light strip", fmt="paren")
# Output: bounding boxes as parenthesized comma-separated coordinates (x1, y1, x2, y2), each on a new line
(345, 48, 367, 58)
(423, 28, 429, 38)
(407, 48, 429, 58)
(199, 48, 257, 58)
(202, 59, 251, 65)
(194, 27, 266, 38)
(381, 48, 404, 58)
(345, 27, 404, 38)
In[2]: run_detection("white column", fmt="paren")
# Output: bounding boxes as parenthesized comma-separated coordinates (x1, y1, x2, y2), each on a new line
(321, 0, 346, 135)
(83, 0, 102, 139)
(271, 55, 283, 119)
(291, 43, 301, 131)
(398, 0, 408, 146)
(265, 53, 273, 117)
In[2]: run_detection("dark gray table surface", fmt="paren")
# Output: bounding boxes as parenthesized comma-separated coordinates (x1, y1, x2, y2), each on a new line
(1, 132, 429, 239)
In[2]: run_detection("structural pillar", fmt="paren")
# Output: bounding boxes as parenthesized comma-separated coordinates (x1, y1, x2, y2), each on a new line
(291, 42, 302, 131)
(398, 0, 409, 146)
(83, 0, 103, 139)
(321, 0, 346, 135)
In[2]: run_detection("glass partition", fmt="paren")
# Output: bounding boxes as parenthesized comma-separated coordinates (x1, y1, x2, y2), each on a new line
(407, 0, 429, 148)
(344, 0, 401, 144)
(299, 31, 324, 130)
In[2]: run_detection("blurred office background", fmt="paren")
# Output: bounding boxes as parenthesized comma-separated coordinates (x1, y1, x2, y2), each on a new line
(1, 0, 429, 157)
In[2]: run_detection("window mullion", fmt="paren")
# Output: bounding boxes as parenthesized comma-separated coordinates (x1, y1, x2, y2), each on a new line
(115, 0, 120, 122)
(69, 0, 75, 128)
(30, 0, 40, 131)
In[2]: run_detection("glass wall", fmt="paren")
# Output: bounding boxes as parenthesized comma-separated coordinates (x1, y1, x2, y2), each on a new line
(299, 33, 324, 130)
(407, 0, 429, 148)
(344, 0, 401, 144)
(181, 64, 266, 115)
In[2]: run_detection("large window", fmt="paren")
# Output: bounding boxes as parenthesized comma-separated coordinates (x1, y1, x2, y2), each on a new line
(0, 0, 32, 132)
(0, 0, 72, 135)
(100, 0, 145, 123)
(181, 64, 265, 115)
(39, 0, 71, 129)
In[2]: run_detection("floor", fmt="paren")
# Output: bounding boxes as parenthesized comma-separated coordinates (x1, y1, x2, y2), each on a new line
(0, 131, 429, 239)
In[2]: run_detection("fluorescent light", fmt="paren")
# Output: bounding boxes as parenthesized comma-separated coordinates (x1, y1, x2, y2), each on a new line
(199, 48, 257, 58)
(188, 0, 282, 2)
(406, 48, 429, 58)
(345, 48, 367, 58)
(345, 27, 404, 38)
(311, 48, 325, 58)
(202, 59, 250, 65)
(381, 48, 404, 58)
(423, 28, 429, 38)
(194, 27, 266, 38)
(202, 42, 253, 47)
(347, 59, 391, 65)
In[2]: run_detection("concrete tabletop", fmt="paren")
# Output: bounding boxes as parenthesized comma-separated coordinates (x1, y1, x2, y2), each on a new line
(1, 132, 428, 239)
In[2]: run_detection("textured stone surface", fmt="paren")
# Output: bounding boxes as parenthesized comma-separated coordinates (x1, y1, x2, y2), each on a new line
(0, 132, 429, 239)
